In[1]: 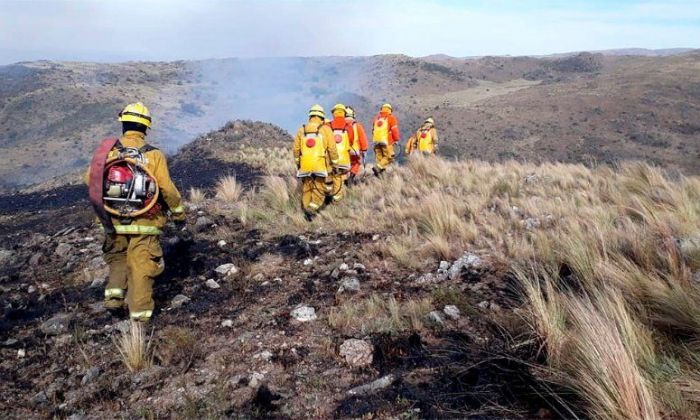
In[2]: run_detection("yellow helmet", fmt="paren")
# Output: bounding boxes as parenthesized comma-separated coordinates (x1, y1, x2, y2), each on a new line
(346, 106, 356, 119)
(425, 117, 435, 125)
(332, 103, 347, 117)
(308, 104, 325, 119)
(381, 103, 392, 113)
(118, 102, 152, 128)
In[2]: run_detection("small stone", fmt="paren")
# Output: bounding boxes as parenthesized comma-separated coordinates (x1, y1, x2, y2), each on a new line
(338, 263, 349, 271)
(171, 294, 190, 309)
(291, 305, 317, 322)
(221, 319, 233, 328)
(205, 279, 221, 289)
(217, 240, 227, 248)
(3, 338, 18, 346)
(54, 243, 73, 258)
(194, 216, 213, 232)
(40, 313, 73, 336)
(425, 311, 445, 328)
(215, 263, 239, 277)
(339, 339, 373, 367)
(273, 277, 283, 283)
(523, 217, 541, 230)
(448, 252, 482, 280)
(478, 301, 490, 309)
(256, 350, 273, 361)
(112, 320, 131, 334)
(81, 367, 100, 385)
(353, 263, 366, 272)
(438, 261, 450, 273)
(253, 273, 265, 282)
(489, 302, 502, 311)
(17, 348, 26, 358)
(303, 258, 313, 266)
(338, 277, 360, 294)
(27, 285, 37, 294)
(347, 374, 395, 396)
(249, 372, 264, 389)
(0, 249, 14, 266)
(29, 252, 43, 266)
(330, 268, 341, 279)
(443, 305, 461, 320)
(372, 234, 380, 241)
(31, 391, 48, 406)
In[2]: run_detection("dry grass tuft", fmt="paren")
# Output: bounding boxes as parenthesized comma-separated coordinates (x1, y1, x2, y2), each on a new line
(114, 321, 152, 372)
(215, 175, 243, 202)
(328, 294, 433, 335)
(188, 187, 206, 204)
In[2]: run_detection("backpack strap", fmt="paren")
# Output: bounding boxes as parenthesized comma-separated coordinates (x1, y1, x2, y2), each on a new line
(139, 144, 159, 153)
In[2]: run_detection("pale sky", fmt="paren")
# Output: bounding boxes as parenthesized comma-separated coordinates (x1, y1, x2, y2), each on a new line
(1, 0, 699, 64)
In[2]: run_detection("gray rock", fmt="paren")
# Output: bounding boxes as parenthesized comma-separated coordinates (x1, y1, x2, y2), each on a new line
(443, 305, 461, 320)
(330, 268, 341, 279)
(217, 240, 227, 248)
(438, 260, 450, 273)
(81, 367, 100, 385)
(338, 277, 360, 294)
(214, 263, 239, 277)
(425, 311, 445, 328)
(339, 339, 373, 367)
(290, 305, 317, 322)
(194, 216, 214, 232)
(205, 279, 221, 289)
(113, 320, 131, 334)
(523, 217, 541, 230)
(338, 263, 349, 271)
(256, 350, 273, 361)
(249, 372, 264, 389)
(353, 263, 366, 272)
(40, 313, 73, 336)
(171, 294, 190, 308)
(347, 374, 396, 396)
(448, 253, 482, 280)
(17, 348, 26, 358)
(221, 319, 234, 328)
(303, 258, 313, 266)
(29, 252, 43, 266)
(54, 243, 73, 258)
(30, 391, 48, 407)
(415, 272, 447, 285)
(0, 249, 14, 266)
(478, 301, 490, 309)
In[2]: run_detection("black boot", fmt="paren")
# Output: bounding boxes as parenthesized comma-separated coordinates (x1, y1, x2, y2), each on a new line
(304, 211, 316, 222)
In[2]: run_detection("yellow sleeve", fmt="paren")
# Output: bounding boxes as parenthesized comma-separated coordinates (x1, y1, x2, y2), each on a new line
(150, 151, 183, 214)
(293, 127, 303, 165)
(321, 126, 339, 165)
(431, 128, 438, 143)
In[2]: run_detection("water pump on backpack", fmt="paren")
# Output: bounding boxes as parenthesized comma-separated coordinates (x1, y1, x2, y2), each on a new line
(103, 157, 160, 218)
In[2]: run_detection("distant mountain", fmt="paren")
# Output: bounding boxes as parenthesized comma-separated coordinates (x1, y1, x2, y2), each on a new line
(1, 50, 699, 190)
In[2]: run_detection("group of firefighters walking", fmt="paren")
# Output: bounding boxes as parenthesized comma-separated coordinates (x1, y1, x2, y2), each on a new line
(87, 101, 437, 322)
(294, 102, 438, 221)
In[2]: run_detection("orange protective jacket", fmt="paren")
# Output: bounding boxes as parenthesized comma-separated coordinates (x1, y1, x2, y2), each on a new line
(373, 112, 400, 144)
(328, 116, 355, 144)
(346, 117, 368, 152)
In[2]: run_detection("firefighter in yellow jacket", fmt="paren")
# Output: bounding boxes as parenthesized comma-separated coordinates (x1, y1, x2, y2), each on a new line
(293, 105, 340, 221)
(406, 117, 438, 155)
(326, 104, 353, 203)
(86, 102, 185, 322)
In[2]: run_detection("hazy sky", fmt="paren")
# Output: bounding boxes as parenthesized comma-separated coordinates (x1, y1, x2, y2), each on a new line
(1, 0, 699, 64)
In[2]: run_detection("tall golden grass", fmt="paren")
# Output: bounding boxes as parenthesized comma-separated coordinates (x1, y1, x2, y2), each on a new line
(237, 153, 700, 418)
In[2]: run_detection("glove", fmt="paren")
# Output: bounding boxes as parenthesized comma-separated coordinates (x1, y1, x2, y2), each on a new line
(170, 211, 186, 223)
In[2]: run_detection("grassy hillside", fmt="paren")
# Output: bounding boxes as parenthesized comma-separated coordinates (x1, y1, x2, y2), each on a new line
(1, 116, 699, 417)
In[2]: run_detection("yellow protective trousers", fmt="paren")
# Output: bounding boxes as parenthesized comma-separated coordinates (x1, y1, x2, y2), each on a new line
(301, 176, 327, 213)
(374, 143, 395, 170)
(328, 171, 346, 203)
(103, 234, 164, 320)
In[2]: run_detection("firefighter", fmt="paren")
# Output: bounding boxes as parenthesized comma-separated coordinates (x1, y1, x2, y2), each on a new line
(371, 103, 400, 176)
(345, 106, 368, 184)
(293, 105, 340, 221)
(86, 102, 186, 322)
(326, 104, 353, 202)
(406, 117, 438, 155)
